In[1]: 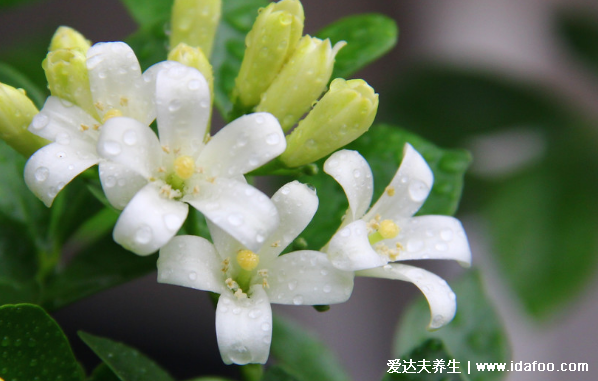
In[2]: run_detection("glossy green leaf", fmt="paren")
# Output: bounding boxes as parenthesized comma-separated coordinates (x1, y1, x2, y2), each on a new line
(0, 304, 84, 381)
(395, 270, 509, 381)
(89, 364, 121, 381)
(120, 0, 172, 27)
(0, 62, 47, 108)
(317, 13, 398, 80)
(126, 23, 169, 71)
(211, 0, 268, 119)
(382, 339, 465, 381)
(79, 331, 175, 381)
(557, 11, 598, 74)
(262, 366, 301, 381)
(270, 316, 350, 381)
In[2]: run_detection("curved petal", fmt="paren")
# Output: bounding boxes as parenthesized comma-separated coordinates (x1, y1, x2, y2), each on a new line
(156, 62, 210, 156)
(28, 96, 99, 144)
(97, 117, 162, 179)
(205, 219, 245, 262)
(113, 183, 188, 255)
(326, 220, 387, 271)
(197, 113, 286, 177)
(266, 250, 354, 305)
(24, 141, 98, 207)
(98, 161, 148, 210)
(142, 61, 179, 88)
(357, 264, 456, 330)
(184, 177, 279, 252)
(390, 215, 471, 266)
(324, 150, 373, 222)
(157, 235, 227, 294)
(259, 181, 319, 264)
(365, 143, 433, 222)
(87, 42, 154, 124)
(216, 285, 272, 365)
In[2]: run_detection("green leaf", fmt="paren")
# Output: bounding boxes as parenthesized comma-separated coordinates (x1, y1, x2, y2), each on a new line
(0, 304, 84, 381)
(119, 0, 172, 27)
(79, 331, 175, 381)
(382, 339, 466, 381)
(211, 0, 268, 119)
(270, 316, 350, 381)
(0, 0, 42, 9)
(0, 62, 47, 108)
(557, 11, 598, 74)
(262, 366, 301, 381)
(89, 364, 121, 381)
(317, 14, 398, 80)
(126, 23, 169, 71)
(183, 378, 236, 381)
(395, 270, 510, 381)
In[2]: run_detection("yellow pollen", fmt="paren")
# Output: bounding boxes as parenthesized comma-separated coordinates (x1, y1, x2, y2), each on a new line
(80, 124, 89, 131)
(174, 155, 196, 180)
(379, 220, 400, 239)
(162, 145, 171, 154)
(386, 186, 396, 196)
(237, 249, 259, 271)
(101, 109, 123, 123)
(94, 101, 105, 111)
(120, 96, 129, 107)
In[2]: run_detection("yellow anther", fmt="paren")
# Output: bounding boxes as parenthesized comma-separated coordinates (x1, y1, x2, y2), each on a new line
(173, 155, 196, 180)
(80, 124, 89, 131)
(237, 249, 260, 271)
(379, 220, 399, 239)
(120, 96, 129, 107)
(101, 109, 123, 123)
(386, 186, 395, 196)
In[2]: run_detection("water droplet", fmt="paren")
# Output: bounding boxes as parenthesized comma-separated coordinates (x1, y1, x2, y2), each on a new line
(187, 79, 201, 90)
(98, 71, 107, 79)
(1, 337, 10, 347)
(30, 359, 38, 367)
(288, 280, 297, 290)
(407, 239, 423, 252)
(320, 269, 328, 276)
(440, 229, 454, 241)
(135, 226, 152, 244)
(261, 323, 271, 331)
(56, 132, 70, 145)
(227, 213, 244, 226)
(408, 180, 428, 202)
(200, 100, 209, 108)
(68, 165, 74, 170)
(117, 178, 126, 186)
(265, 133, 280, 145)
(168, 99, 182, 112)
(292, 295, 303, 305)
(256, 234, 265, 243)
(57, 182, 65, 190)
(323, 284, 332, 293)
(163, 214, 181, 231)
(435, 243, 448, 252)
(432, 314, 445, 327)
(340, 228, 350, 237)
(188, 272, 197, 281)
(353, 169, 361, 178)
(248, 309, 262, 319)
(56, 151, 67, 159)
(232, 307, 241, 315)
(31, 114, 49, 130)
(123, 129, 137, 145)
(327, 159, 339, 167)
(103, 140, 122, 155)
(34, 167, 49, 182)
(104, 176, 116, 187)
(255, 115, 265, 124)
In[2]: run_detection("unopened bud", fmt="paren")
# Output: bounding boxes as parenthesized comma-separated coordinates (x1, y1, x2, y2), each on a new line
(233, 0, 304, 109)
(257, 36, 345, 132)
(280, 78, 378, 167)
(49, 26, 91, 53)
(168, 43, 214, 104)
(0, 83, 49, 157)
(42, 49, 98, 119)
(170, 0, 222, 58)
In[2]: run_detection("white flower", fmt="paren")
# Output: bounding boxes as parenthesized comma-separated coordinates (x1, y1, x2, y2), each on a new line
(96, 62, 287, 255)
(157, 181, 354, 364)
(24, 42, 155, 207)
(323, 145, 471, 329)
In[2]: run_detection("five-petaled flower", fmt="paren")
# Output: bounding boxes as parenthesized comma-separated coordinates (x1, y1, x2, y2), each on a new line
(157, 181, 354, 364)
(24, 42, 156, 207)
(324, 145, 471, 329)
(96, 62, 287, 255)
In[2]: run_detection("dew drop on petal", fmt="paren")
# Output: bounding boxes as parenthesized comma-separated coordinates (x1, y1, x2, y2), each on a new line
(288, 280, 297, 291)
(292, 295, 304, 305)
(327, 159, 338, 168)
(408, 180, 428, 202)
(34, 167, 49, 182)
(188, 272, 197, 281)
(432, 314, 445, 327)
(255, 115, 265, 124)
(435, 243, 449, 252)
(117, 178, 126, 187)
(261, 323, 271, 332)
(103, 140, 122, 155)
(323, 284, 332, 293)
(104, 176, 116, 188)
(227, 213, 244, 227)
(168, 99, 182, 112)
(440, 229, 454, 241)
(56, 151, 67, 159)
(265, 133, 280, 145)
(163, 214, 182, 231)
(339, 228, 351, 238)
(56, 132, 70, 145)
(123, 129, 137, 145)
(200, 100, 209, 108)
(256, 234, 265, 243)
(31, 114, 49, 130)
(135, 226, 152, 244)
(407, 239, 423, 252)
(187, 79, 201, 90)
(353, 169, 361, 178)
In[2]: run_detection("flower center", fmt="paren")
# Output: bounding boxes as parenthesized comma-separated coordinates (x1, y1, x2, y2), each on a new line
(368, 219, 399, 245)
(223, 250, 268, 300)
(173, 155, 195, 179)
(236, 249, 259, 271)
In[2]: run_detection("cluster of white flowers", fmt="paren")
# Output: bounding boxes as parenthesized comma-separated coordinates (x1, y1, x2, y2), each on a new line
(23, 42, 471, 365)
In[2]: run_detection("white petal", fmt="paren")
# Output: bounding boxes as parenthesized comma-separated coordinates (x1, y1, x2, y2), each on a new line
(141, 61, 179, 88)
(357, 264, 457, 330)
(216, 285, 272, 365)
(324, 150, 373, 222)
(206, 219, 245, 262)
(326, 220, 387, 271)
(24, 141, 98, 207)
(98, 161, 148, 210)
(365, 143, 433, 221)
(266, 250, 354, 305)
(197, 113, 286, 177)
(87, 42, 154, 124)
(391, 215, 471, 266)
(184, 177, 279, 252)
(156, 62, 210, 156)
(259, 181, 319, 264)
(97, 117, 161, 179)
(28, 96, 99, 144)
(113, 183, 188, 255)
(157, 235, 227, 294)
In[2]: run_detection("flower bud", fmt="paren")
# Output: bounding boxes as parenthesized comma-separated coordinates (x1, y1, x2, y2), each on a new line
(49, 26, 91, 53)
(256, 36, 345, 132)
(42, 49, 98, 119)
(0, 83, 49, 157)
(232, 0, 304, 110)
(170, 0, 222, 58)
(280, 78, 378, 168)
(168, 43, 214, 104)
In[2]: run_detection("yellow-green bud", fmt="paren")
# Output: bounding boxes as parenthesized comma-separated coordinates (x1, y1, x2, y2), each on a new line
(0, 83, 49, 157)
(257, 36, 345, 132)
(233, 0, 304, 109)
(170, 0, 222, 58)
(42, 49, 98, 120)
(49, 26, 91, 53)
(168, 43, 214, 104)
(280, 78, 378, 168)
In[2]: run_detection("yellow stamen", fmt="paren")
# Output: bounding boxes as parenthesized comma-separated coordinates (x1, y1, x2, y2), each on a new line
(237, 249, 260, 271)
(379, 220, 399, 239)
(173, 155, 196, 180)
(101, 109, 123, 123)
(386, 186, 395, 196)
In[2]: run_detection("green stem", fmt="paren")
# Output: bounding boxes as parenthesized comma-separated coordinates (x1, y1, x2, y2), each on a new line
(240, 363, 264, 381)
